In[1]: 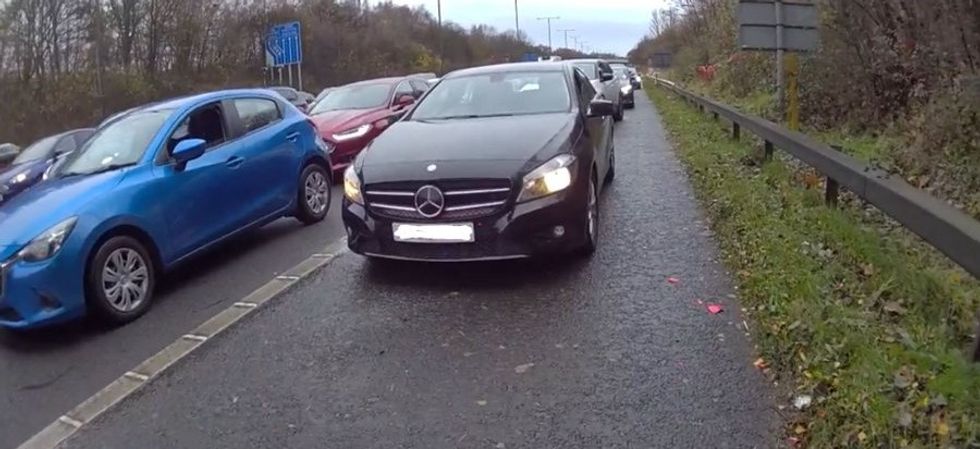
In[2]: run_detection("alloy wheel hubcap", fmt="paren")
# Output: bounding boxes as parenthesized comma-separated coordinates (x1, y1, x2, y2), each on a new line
(102, 248, 149, 312)
(305, 171, 329, 215)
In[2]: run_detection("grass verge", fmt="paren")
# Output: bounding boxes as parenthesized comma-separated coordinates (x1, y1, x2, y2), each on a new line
(646, 86, 979, 448)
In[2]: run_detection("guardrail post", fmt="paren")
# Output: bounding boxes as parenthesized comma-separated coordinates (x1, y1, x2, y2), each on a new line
(712, 111, 719, 121)
(825, 177, 840, 206)
(764, 140, 774, 160)
(698, 104, 705, 113)
(732, 122, 741, 140)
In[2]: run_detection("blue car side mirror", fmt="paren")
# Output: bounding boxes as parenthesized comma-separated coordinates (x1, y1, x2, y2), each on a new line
(172, 138, 206, 167)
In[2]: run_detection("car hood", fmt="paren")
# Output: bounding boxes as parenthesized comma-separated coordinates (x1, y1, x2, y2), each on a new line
(0, 170, 125, 247)
(310, 108, 382, 134)
(0, 159, 47, 185)
(359, 113, 576, 183)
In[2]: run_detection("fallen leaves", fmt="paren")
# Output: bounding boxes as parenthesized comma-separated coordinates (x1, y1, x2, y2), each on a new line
(793, 395, 812, 410)
(753, 357, 768, 370)
(667, 276, 680, 285)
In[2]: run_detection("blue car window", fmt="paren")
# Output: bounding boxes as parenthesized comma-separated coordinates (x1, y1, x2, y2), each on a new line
(234, 98, 282, 133)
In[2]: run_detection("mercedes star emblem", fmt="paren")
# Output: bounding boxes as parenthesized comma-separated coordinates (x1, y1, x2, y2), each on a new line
(426, 164, 437, 172)
(414, 185, 445, 218)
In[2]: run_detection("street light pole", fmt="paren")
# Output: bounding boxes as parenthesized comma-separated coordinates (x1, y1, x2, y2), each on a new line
(437, 0, 443, 72)
(514, 0, 519, 37)
(557, 28, 575, 49)
(536, 16, 559, 52)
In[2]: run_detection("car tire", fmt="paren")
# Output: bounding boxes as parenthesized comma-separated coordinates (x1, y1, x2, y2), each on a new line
(86, 236, 156, 325)
(296, 163, 331, 225)
(579, 173, 599, 256)
(625, 100, 635, 110)
(613, 102, 624, 122)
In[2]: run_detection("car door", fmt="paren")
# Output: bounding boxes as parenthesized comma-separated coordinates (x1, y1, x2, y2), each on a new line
(226, 97, 297, 222)
(154, 101, 244, 259)
(575, 69, 610, 182)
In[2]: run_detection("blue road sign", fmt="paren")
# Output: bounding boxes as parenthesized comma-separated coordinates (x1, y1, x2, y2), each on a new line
(521, 52, 539, 62)
(265, 21, 302, 67)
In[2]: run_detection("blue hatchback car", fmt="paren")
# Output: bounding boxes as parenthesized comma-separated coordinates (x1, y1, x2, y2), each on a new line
(0, 90, 332, 329)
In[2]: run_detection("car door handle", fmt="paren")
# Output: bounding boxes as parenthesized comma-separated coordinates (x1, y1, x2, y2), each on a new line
(225, 156, 245, 169)
(286, 132, 301, 143)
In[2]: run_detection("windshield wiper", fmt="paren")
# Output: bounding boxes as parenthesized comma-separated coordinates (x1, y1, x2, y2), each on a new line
(60, 162, 135, 179)
(423, 113, 518, 120)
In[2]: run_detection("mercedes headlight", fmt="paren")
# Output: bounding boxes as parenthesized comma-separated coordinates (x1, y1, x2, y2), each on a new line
(18, 217, 77, 262)
(332, 124, 372, 142)
(343, 166, 363, 204)
(518, 154, 575, 202)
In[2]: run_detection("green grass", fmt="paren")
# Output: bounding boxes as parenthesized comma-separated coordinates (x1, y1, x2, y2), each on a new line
(645, 86, 979, 448)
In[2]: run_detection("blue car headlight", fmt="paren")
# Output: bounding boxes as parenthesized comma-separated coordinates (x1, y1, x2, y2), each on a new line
(17, 217, 78, 262)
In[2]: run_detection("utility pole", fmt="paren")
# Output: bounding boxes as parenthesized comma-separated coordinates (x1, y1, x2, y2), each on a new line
(536, 16, 559, 52)
(514, 0, 519, 37)
(557, 28, 575, 50)
(437, 0, 443, 73)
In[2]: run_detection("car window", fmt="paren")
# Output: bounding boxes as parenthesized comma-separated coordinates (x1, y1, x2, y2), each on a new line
(598, 62, 613, 79)
(270, 87, 298, 101)
(12, 135, 59, 164)
(234, 98, 282, 133)
(392, 81, 414, 103)
(410, 71, 571, 120)
(53, 135, 76, 155)
(164, 103, 228, 159)
(410, 80, 429, 98)
(72, 130, 95, 147)
(309, 83, 392, 114)
(59, 109, 174, 176)
(571, 62, 598, 80)
(574, 69, 596, 109)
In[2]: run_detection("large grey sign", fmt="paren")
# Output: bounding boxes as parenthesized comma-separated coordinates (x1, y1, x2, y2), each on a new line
(738, 0, 818, 51)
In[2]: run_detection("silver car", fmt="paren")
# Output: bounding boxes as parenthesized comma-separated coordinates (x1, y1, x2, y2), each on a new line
(569, 59, 624, 122)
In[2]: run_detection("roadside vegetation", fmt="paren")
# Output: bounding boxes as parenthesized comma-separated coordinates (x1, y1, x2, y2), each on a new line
(647, 85, 979, 448)
(630, 0, 980, 220)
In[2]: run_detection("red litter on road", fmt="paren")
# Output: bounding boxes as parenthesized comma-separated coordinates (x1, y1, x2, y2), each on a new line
(706, 304, 724, 314)
(667, 277, 680, 285)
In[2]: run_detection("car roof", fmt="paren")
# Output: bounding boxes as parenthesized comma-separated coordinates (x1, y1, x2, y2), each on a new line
(566, 58, 607, 64)
(444, 62, 567, 79)
(128, 89, 284, 113)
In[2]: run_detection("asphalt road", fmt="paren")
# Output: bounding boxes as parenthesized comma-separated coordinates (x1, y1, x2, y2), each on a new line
(60, 94, 781, 449)
(0, 185, 345, 449)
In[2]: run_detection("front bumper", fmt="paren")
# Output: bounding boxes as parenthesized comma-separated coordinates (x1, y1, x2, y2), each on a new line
(324, 136, 371, 177)
(0, 242, 86, 330)
(342, 184, 590, 262)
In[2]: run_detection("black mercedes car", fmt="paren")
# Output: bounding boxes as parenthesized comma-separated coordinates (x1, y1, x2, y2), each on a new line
(342, 62, 616, 261)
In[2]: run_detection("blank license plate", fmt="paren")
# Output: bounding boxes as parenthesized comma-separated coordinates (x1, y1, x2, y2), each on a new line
(393, 223, 475, 243)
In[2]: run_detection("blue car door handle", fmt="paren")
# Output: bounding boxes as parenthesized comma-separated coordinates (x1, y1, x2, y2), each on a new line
(225, 156, 245, 169)
(286, 132, 301, 143)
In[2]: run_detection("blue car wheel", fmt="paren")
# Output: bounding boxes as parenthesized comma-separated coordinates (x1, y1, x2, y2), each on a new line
(296, 163, 331, 225)
(86, 235, 156, 325)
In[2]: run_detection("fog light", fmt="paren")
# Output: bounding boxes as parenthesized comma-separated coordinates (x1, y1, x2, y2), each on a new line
(552, 226, 565, 238)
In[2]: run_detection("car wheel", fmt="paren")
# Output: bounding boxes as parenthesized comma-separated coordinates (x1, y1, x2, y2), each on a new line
(297, 163, 331, 224)
(613, 101, 624, 122)
(86, 236, 155, 325)
(580, 173, 599, 255)
(625, 98, 635, 110)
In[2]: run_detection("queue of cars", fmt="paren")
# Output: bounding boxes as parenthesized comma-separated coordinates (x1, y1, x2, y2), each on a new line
(0, 58, 638, 330)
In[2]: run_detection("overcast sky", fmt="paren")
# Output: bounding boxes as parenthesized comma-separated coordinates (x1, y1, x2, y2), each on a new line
(382, 0, 668, 56)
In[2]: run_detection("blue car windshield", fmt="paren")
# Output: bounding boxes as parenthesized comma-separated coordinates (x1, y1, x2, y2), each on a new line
(59, 109, 174, 177)
(11, 135, 59, 165)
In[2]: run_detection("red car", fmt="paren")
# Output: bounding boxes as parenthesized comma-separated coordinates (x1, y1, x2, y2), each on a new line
(308, 76, 430, 176)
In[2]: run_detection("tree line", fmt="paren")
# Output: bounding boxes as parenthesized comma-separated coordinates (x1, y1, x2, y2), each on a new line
(0, 0, 586, 144)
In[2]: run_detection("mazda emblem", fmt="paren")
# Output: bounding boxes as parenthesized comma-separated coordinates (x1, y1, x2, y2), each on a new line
(414, 185, 445, 218)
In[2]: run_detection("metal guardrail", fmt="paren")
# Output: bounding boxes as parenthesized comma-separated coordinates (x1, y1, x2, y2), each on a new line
(651, 76, 980, 360)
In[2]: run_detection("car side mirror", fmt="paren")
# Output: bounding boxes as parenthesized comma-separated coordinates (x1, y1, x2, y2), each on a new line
(588, 99, 616, 118)
(172, 138, 206, 168)
(600, 71, 614, 82)
(394, 94, 415, 108)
